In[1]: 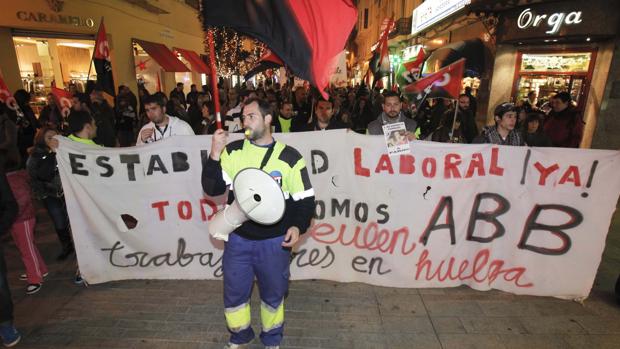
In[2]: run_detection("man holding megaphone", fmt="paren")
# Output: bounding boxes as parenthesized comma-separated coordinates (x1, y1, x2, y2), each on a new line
(202, 97, 315, 349)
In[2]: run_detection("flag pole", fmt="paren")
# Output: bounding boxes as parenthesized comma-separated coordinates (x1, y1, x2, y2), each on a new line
(414, 88, 430, 118)
(87, 17, 104, 82)
(207, 28, 222, 130)
(449, 98, 459, 142)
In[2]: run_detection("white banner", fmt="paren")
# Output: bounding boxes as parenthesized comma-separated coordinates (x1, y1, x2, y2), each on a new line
(56, 131, 620, 299)
(329, 51, 348, 88)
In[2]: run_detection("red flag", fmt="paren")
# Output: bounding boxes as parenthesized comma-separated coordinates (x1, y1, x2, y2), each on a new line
(244, 49, 284, 80)
(202, 0, 357, 99)
(369, 16, 394, 86)
(404, 59, 465, 99)
(93, 19, 115, 97)
(403, 48, 425, 77)
(0, 75, 18, 112)
(51, 87, 73, 118)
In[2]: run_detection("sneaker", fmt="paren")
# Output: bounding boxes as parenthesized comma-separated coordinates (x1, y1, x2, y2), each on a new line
(20, 272, 49, 281)
(264, 346, 280, 349)
(223, 343, 248, 349)
(26, 283, 42, 295)
(0, 325, 21, 347)
(74, 273, 84, 285)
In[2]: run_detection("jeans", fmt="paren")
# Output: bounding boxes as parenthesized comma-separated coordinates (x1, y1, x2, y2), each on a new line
(42, 196, 72, 248)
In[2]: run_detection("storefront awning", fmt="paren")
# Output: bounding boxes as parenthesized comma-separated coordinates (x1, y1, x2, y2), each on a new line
(423, 39, 485, 77)
(173, 47, 209, 74)
(134, 39, 190, 72)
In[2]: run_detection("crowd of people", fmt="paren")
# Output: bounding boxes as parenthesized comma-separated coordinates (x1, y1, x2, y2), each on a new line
(0, 77, 585, 347)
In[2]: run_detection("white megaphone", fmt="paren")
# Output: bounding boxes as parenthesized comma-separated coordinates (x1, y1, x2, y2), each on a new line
(209, 168, 285, 241)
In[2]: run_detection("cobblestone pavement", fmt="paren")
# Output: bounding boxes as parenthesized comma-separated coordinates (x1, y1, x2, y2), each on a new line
(3, 204, 619, 349)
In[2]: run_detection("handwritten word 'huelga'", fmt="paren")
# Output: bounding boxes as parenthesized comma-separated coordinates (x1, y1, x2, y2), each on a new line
(415, 248, 533, 288)
(100, 238, 223, 276)
(354, 147, 504, 178)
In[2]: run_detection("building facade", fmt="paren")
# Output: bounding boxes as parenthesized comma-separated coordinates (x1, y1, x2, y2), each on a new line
(0, 0, 207, 102)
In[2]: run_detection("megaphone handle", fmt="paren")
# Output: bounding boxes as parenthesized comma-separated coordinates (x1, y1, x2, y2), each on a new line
(223, 205, 243, 228)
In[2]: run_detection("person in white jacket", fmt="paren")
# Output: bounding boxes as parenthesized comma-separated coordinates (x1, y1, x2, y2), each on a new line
(136, 94, 194, 145)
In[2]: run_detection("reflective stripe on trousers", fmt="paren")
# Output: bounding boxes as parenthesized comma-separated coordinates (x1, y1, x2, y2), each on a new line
(223, 233, 291, 346)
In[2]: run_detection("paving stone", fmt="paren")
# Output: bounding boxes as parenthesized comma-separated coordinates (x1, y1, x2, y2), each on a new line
(563, 334, 620, 349)
(439, 333, 506, 349)
(430, 317, 467, 334)
(424, 299, 485, 317)
(460, 317, 527, 334)
(518, 316, 587, 334)
(379, 315, 435, 333)
(571, 316, 620, 334)
(498, 334, 570, 349)
(385, 333, 443, 349)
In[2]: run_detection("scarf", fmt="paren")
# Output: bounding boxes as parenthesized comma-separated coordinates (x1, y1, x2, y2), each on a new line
(484, 126, 522, 146)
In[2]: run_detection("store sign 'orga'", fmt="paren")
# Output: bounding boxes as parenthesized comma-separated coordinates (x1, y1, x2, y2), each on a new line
(517, 8, 583, 35)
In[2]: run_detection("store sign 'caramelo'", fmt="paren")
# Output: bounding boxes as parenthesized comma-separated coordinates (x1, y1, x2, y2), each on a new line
(16, 11, 95, 28)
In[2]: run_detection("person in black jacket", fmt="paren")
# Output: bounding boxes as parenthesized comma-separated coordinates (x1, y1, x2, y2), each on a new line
(292, 97, 347, 132)
(521, 112, 552, 147)
(89, 87, 117, 147)
(26, 126, 74, 260)
(12, 89, 40, 168)
(0, 168, 21, 347)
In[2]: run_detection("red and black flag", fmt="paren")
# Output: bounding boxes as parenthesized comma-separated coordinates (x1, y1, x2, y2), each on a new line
(404, 58, 465, 100)
(244, 49, 284, 81)
(369, 17, 395, 87)
(93, 19, 115, 98)
(201, 0, 357, 98)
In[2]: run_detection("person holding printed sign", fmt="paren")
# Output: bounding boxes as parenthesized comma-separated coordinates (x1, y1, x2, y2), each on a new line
(202, 97, 315, 349)
(136, 94, 194, 145)
(367, 91, 417, 138)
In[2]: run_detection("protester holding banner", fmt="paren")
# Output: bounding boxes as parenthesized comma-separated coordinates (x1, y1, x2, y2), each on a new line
(202, 97, 315, 349)
(27, 127, 75, 261)
(136, 94, 194, 145)
(473, 102, 524, 146)
(0, 168, 21, 347)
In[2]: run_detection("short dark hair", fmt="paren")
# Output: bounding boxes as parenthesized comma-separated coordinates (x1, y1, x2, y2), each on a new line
(382, 91, 401, 101)
(525, 112, 544, 125)
(494, 102, 517, 118)
(73, 92, 90, 106)
(315, 96, 334, 108)
(242, 97, 273, 118)
(280, 100, 293, 108)
(143, 93, 166, 107)
(201, 100, 214, 111)
(67, 110, 94, 134)
(176, 82, 183, 87)
(553, 91, 571, 103)
(458, 93, 469, 100)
